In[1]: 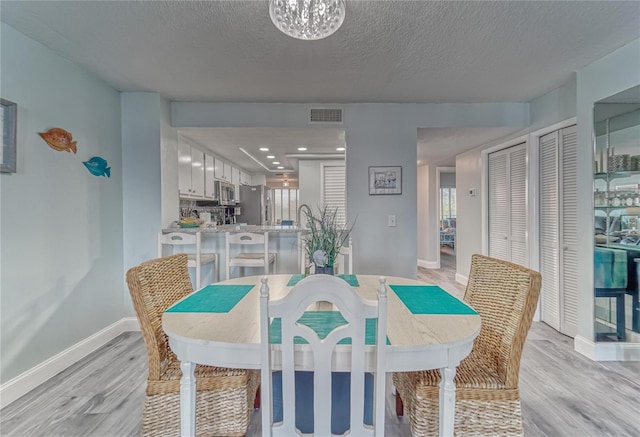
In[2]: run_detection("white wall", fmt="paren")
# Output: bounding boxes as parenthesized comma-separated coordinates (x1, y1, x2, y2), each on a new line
(575, 39, 640, 343)
(417, 165, 431, 266)
(0, 23, 123, 383)
(455, 148, 485, 278)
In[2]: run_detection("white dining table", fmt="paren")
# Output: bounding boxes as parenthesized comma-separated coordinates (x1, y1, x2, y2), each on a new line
(162, 274, 481, 437)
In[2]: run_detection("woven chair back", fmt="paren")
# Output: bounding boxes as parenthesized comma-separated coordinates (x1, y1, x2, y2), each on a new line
(464, 254, 541, 388)
(126, 254, 193, 381)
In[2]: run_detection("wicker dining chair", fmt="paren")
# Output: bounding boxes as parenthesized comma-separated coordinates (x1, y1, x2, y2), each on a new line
(126, 254, 260, 436)
(393, 254, 542, 437)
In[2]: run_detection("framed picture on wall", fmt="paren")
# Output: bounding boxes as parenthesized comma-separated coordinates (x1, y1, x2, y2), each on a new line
(369, 166, 402, 195)
(1, 99, 17, 173)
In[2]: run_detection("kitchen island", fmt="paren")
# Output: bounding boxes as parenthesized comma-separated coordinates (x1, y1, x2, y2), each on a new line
(160, 225, 305, 282)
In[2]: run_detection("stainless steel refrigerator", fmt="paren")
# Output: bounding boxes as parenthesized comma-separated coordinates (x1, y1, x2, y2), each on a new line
(238, 185, 270, 225)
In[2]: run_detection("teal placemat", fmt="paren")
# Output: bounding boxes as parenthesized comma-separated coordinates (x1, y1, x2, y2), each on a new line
(166, 284, 254, 313)
(390, 285, 477, 315)
(270, 311, 389, 345)
(287, 274, 359, 287)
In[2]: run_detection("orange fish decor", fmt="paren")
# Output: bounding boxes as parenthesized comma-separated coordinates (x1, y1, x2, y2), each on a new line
(39, 128, 77, 154)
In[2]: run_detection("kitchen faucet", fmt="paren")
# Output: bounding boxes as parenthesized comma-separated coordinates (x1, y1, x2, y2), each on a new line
(297, 203, 311, 227)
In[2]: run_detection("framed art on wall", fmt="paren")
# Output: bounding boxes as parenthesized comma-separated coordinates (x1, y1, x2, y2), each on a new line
(369, 166, 402, 195)
(1, 99, 17, 173)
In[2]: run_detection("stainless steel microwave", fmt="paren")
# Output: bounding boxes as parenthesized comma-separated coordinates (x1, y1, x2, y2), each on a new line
(215, 180, 236, 205)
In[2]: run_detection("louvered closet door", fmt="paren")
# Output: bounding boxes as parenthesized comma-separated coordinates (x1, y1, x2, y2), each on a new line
(488, 151, 509, 260)
(510, 146, 528, 266)
(539, 125, 578, 337)
(560, 125, 578, 337)
(488, 144, 527, 263)
(539, 131, 560, 331)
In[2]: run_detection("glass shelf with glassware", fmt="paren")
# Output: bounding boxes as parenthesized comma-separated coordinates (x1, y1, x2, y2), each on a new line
(593, 101, 640, 342)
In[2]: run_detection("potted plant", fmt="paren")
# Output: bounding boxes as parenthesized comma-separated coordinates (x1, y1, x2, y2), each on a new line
(300, 204, 353, 275)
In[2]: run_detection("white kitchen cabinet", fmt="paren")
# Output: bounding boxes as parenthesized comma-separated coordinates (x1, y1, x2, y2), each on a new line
(190, 148, 205, 197)
(178, 141, 192, 196)
(240, 171, 251, 185)
(231, 166, 240, 185)
(178, 142, 205, 198)
(204, 154, 216, 199)
(223, 163, 232, 182)
(214, 158, 225, 180)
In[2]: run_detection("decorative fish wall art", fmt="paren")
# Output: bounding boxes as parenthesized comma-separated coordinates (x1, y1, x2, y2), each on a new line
(39, 128, 77, 153)
(83, 156, 111, 177)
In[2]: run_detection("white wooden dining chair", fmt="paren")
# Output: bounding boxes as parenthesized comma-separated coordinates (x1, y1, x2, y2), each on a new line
(336, 236, 353, 275)
(225, 231, 277, 280)
(157, 231, 217, 289)
(259, 274, 388, 436)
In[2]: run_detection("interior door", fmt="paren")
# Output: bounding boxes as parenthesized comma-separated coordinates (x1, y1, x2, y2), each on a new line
(488, 143, 527, 263)
(560, 125, 578, 337)
(539, 131, 561, 331)
(488, 150, 509, 260)
(539, 125, 578, 336)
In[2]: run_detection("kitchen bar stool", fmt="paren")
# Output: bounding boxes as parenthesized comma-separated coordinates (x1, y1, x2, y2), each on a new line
(157, 231, 218, 289)
(225, 231, 277, 280)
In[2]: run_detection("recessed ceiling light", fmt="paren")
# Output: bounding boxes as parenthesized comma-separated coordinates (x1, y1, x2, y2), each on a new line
(297, 147, 307, 151)
(259, 147, 269, 151)
(277, 166, 284, 169)
(266, 155, 275, 159)
(336, 147, 345, 151)
(272, 161, 280, 165)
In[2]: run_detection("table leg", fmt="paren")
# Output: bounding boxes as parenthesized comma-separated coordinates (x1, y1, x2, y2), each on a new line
(180, 361, 196, 437)
(439, 367, 456, 437)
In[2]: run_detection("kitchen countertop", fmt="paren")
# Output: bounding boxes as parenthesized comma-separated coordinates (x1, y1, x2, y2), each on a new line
(162, 224, 304, 234)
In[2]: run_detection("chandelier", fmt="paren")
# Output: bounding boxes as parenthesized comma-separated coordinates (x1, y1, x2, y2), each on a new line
(269, 0, 346, 40)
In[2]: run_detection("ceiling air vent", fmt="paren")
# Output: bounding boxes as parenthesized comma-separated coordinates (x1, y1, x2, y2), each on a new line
(309, 108, 343, 124)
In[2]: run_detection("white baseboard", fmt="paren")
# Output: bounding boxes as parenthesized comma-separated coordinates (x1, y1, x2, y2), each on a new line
(455, 273, 468, 285)
(574, 335, 640, 361)
(0, 317, 140, 409)
(418, 259, 439, 269)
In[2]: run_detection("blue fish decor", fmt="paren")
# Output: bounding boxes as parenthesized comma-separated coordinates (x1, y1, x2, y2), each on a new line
(83, 156, 111, 177)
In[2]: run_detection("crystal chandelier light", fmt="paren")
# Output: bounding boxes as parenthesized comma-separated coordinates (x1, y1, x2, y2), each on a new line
(269, 0, 345, 40)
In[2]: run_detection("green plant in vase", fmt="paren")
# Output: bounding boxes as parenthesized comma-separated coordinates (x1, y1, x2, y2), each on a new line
(300, 204, 353, 275)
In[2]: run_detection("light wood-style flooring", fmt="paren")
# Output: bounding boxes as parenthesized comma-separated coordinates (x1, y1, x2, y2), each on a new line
(2, 252, 639, 436)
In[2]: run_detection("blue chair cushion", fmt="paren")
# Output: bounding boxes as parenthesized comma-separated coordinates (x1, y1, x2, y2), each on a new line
(594, 247, 627, 289)
(271, 371, 373, 434)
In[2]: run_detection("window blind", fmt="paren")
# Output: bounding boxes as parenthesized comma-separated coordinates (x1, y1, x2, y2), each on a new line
(322, 164, 346, 226)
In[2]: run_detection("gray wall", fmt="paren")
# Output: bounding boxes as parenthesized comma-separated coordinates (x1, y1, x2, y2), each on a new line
(0, 23, 124, 383)
(173, 102, 527, 279)
(121, 93, 172, 314)
(455, 77, 577, 280)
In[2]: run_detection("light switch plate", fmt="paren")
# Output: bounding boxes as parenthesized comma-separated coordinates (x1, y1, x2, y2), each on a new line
(388, 214, 397, 227)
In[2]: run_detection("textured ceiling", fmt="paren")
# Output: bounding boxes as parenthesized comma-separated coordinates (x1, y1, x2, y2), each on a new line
(2, 1, 639, 172)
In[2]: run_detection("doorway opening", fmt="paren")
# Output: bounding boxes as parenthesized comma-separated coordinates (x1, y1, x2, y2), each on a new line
(439, 184, 456, 269)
